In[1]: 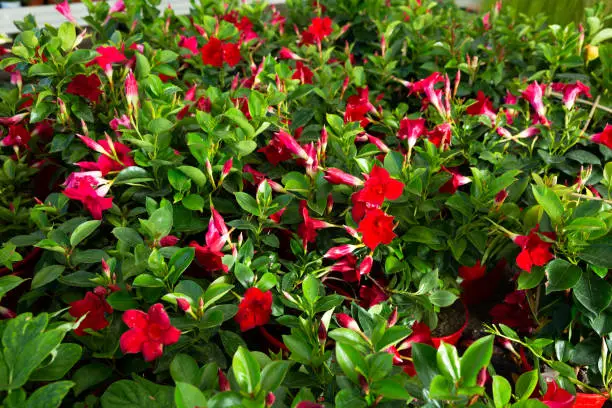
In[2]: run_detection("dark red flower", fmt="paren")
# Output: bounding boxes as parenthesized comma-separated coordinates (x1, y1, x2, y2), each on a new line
(258, 134, 294, 165)
(360, 165, 404, 206)
(359, 282, 388, 308)
(66, 74, 103, 104)
(459, 260, 486, 281)
(357, 208, 397, 250)
(466, 91, 497, 123)
(160, 235, 179, 247)
(513, 226, 555, 272)
(64, 182, 113, 220)
(540, 379, 575, 408)
(330, 254, 359, 282)
(490, 290, 536, 333)
(120, 303, 181, 362)
(235, 287, 273, 331)
(307, 17, 333, 42)
(1, 124, 30, 147)
(439, 167, 471, 194)
(69, 291, 113, 336)
(591, 124, 612, 150)
(292, 61, 314, 84)
(396, 321, 434, 376)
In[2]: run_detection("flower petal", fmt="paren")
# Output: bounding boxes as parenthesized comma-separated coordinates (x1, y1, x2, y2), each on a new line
(119, 328, 146, 354)
(122, 310, 148, 329)
(142, 341, 164, 362)
(147, 303, 171, 329)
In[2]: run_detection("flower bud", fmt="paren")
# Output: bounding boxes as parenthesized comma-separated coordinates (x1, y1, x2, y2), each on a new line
(336, 313, 360, 332)
(93, 286, 107, 297)
(265, 392, 276, 407)
(221, 158, 233, 179)
(101, 259, 111, 279)
(218, 368, 230, 391)
(0, 306, 16, 319)
(359, 375, 369, 394)
(324, 245, 357, 260)
(387, 308, 398, 328)
(177, 298, 191, 312)
(495, 189, 508, 205)
(125, 70, 139, 114)
(358, 255, 373, 277)
(160, 235, 179, 247)
(326, 193, 334, 214)
(318, 321, 327, 342)
(324, 168, 363, 187)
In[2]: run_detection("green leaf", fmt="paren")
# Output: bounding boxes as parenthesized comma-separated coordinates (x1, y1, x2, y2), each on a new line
(101, 379, 174, 408)
(135, 53, 151, 79)
(170, 354, 199, 386)
(260, 361, 291, 392)
(545, 259, 582, 294)
(112, 227, 144, 247)
(376, 326, 412, 350)
(70, 220, 101, 247)
(72, 363, 112, 396)
(132, 274, 165, 288)
(203, 283, 233, 309)
(429, 375, 455, 400)
(579, 236, 612, 268)
(573, 271, 612, 313)
(182, 195, 205, 212)
(32, 265, 65, 288)
(148, 206, 173, 238)
(234, 263, 254, 288)
(58, 22, 76, 52)
(31, 343, 82, 381)
(413, 343, 439, 388)
(436, 342, 461, 381)
(372, 379, 413, 400)
(147, 118, 174, 134)
(232, 347, 260, 394)
(106, 290, 139, 311)
(492, 375, 512, 408)
(460, 335, 493, 387)
(282, 334, 312, 363)
(592, 28, 612, 45)
(175, 382, 207, 408)
(235, 140, 257, 156)
(531, 185, 564, 225)
(114, 167, 152, 185)
(517, 266, 545, 290)
(430, 291, 458, 307)
(302, 275, 319, 304)
(26, 381, 74, 408)
(167, 247, 195, 285)
(0, 276, 24, 300)
(29, 63, 56, 76)
(234, 192, 260, 216)
(515, 370, 538, 401)
(225, 108, 255, 137)
(335, 342, 366, 384)
(178, 166, 207, 188)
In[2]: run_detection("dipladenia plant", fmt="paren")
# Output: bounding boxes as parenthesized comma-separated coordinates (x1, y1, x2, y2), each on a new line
(0, 0, 610, 406)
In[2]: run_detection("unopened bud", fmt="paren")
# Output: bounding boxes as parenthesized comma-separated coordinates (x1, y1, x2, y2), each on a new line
(358, 255, 373, 277)
(218, 369, 230, 391)
(177, 298, 191, 312)
(359, 375, 369, 394)
(221, 158, 233, 179)
(266, 392, 276, 407)
(318, 322, 327, 342)
(336, 313, 360, 332)
(387, 308, 398, 328)
(101, 259, 111, 278)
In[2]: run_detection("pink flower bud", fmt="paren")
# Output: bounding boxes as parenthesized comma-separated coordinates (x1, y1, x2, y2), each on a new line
(10, 71, 21, 88)
(55, 0, 77, 24)
(160, 235, 179, 247)
(344, 225, 360, 239)
(266, 392, 276, 407)
(358, 255, 373, 276)
(516, 127, 540, 139)
(367, 134, 390, 153)
(177, 298, 191, 312)
(320, 126, 328, 155)
(185, 84, 197, 101)
(324, 244, 357, 259)
(218, 369, 230, 391)
(278, 47, 303, 60)
(275, 130, 311, 163)
(125, 70, 139, 113)
(101, 258, 111, 278)
(336, 313, 360, 331)
(221, 158, 233, 178)
(326, 193, 333, 214)
(324, 168, 363, 187)
(387, 308, 398, 327)
(0, 306, 16, 319)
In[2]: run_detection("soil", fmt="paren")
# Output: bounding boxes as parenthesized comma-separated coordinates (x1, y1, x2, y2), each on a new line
(432, 301, 466, 337)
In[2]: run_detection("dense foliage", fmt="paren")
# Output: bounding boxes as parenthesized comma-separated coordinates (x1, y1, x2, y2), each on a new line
(0, 0, 611, 407)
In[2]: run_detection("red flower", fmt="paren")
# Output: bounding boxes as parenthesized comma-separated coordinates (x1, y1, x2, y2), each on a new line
(591, 124, 612, 150)
(398, 117, 426, 148)
(344, 87, 375, 128)
(190, 209, 230, 273)
(360, 165, 404, 206)
(235, 287, 273, 331)
(76, 136, 135, 176)
(69, 291, 113, 336)
(178, 35, 198, 56)
(357, 208, 397, 250)
(307, 17, 333, 42)
(64, 182, 113, 220)
(330, 254, 359, 282)
(66, 74, 103, 104)
(459, 260, 486, 281)
(88, 46, 127, 73)
(513, 225, 555, 272)
(200, 38, 241, 68)
(119, 304, 181, 362)
(359, 282, 388, 308)
(490, 290, 536, 333)
(427, 122, 452, 148)
(297, 201, 332, 249)
(466, 91, 497, 123)
(540, 379, 575, 408)
(292, 61, 314, 84)
(522, 81, 549, 126)
(439, 167, 471, 194)
(258, 133, 294, 165)
(0, 124, 30, 147)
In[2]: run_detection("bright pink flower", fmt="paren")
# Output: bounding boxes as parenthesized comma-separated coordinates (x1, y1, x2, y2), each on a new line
(482, 12, 491, 30)
(55, 0, 77, 24)
(67, 74, 103, 104)
(88, 46, 127, 74)
(307, 17, 333, 42)
(336, 313, 360, 331)
(125, 70, 139, 112)
(0, 113, 28, 127)
(324, 168, 363, 186)
(591, 124, 612, 149)
(439, 168, 471, 194)
(522, 81, 550, 126)
(513, 225, 555, 272)
(63, 171, 110, 197)
(10, 71, 21, 88)
(120, 304, 181, 362)
(189, 209, 230, 273)
(466, 91, 497, 123)
(104, 0, 125, 23)
(558, 81, 591, 110)
(411, 72, 447, 118)
(540, 379, 575, 408)
(76, 136, 135, 176)
(109, 114, 131, 133)
(279, 47, 303, 60)
(292, 61, 314, 84)
(1, 124, 30, 147)
(359, 165, 404, 206)
(427, 122, 452, 148)
(298, 201, 332, 249)
(357, 209, 397, 250)
(398, 117, 426, 148)
(64, 180, 113, 220)
(69, 291, 113, 336)
(235, 288, 273, 331)
(179, 36, 199, 56)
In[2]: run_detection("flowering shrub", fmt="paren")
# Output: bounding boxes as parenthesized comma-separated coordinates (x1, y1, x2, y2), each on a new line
(0, 0, 611, 406)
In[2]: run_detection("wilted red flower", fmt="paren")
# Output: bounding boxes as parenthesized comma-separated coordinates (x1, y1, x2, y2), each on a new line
(398, 117, 426, 149)
(439, 167, 471, 194)
(553, 81, 591, 110)
(522, 81, 550, 126)
(357, 208, 397, 250)
(69, 291, 113, 336)
(307, 17, 333, 42)
(360, 165, 404, 206)
(591, 124, 612, 150)
(64, 182, 113, 220)
(178, 35, 199, 55)
(490, 290, 536, 333)
(292, 61, 314, 84)
(466, 91, 497, 123)
(66, 74, 103, 104)
(540, 379, 575, 408)
(190, 209, 230, 273)
(0, 124, 30, 147)
(459, 260, 486, 281)
(513, 225, 555, 272)
(119, 303, 181, 362)
(235, 287, 273, 331)
(427, 122, 452, 148)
